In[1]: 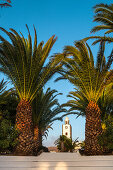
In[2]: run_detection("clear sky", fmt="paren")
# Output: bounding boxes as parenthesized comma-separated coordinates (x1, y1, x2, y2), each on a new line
(0, 0, 113, 146)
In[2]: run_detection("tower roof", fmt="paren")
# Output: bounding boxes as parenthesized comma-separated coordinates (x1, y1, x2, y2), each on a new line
(65, 116, 69, 121)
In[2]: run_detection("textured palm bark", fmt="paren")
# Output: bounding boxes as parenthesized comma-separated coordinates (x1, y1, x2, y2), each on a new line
(38, 130, 42, 147)
(33, 126, 40, 154)
(15, 99, 34, 155)
(85, 101, 103, 155)
(61, 141, 65, 152)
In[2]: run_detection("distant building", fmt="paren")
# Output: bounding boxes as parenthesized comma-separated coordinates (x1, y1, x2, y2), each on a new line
(62, 117, 72, 139)
(48, 147, 58, 153)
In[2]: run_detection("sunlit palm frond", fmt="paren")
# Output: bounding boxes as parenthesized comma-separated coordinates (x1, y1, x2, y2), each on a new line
(81, 3, 113, 44)
(82, 35, 113, 45)
(59, 41, 110, 102)
(0, 26, 60, 103)
(54, 41, 113, 116)
(91, 3, 113, 34)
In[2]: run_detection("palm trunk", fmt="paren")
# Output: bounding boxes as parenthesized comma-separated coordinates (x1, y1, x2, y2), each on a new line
(85, 101, 103, 155)
(61, 141, 65, 152)
(15, 99, 34, 155)
(38, 130, 42, 147)
(33, 126, 39, 154)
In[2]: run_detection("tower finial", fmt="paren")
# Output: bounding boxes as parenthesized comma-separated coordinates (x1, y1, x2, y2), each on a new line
(65, 116, 69, 124)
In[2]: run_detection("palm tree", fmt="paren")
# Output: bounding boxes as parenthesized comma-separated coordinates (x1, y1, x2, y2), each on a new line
(0, 26, 61, 155)
(32, 88, 66, 153)
(55, 135, 67, 152)
(55, 135, 78, 152)
(55, 41, 113, 155)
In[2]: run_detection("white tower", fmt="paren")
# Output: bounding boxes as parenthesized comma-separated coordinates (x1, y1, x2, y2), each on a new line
(62, 117, 72, 139)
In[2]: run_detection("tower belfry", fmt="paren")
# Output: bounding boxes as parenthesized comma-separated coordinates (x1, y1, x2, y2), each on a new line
(62, 117, 72, 139)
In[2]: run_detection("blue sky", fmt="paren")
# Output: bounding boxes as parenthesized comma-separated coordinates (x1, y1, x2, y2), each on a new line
(0, 0, 113, 146)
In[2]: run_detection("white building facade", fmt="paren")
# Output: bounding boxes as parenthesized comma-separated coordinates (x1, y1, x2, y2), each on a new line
(62, 117, 72, 139)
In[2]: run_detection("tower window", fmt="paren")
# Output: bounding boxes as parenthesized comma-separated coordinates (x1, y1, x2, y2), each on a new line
(65, 132, 68, 136)
(66, 121, 67, 124)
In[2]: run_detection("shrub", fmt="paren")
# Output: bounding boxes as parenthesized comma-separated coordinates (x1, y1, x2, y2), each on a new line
(98, 115, 113, 153)
(0, 119, 19, 154)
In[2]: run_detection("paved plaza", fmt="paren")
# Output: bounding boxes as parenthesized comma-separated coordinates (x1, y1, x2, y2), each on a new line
(0, 152, 113, 170)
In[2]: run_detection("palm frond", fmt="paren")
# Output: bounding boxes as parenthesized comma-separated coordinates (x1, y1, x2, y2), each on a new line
(32, 88, 67, 139)
(0, 26, 60, 103)
(0, 79, 12, 105)
(91, 3, 113, 34)
(53, 40, 113, 117)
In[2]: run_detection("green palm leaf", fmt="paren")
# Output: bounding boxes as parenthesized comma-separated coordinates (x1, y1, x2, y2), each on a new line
(0, 79, 12, 105)
(92, 3, 113, 34)
(82, 3, 113, 44)
(55, 40, 113, 114)
(32, 88, 67, 139)
(0, 26, 60, 102)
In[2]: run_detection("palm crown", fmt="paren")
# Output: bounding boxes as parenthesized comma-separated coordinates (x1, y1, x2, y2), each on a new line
(0, 26, 60, 102)
(57, 41, 113, 103)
